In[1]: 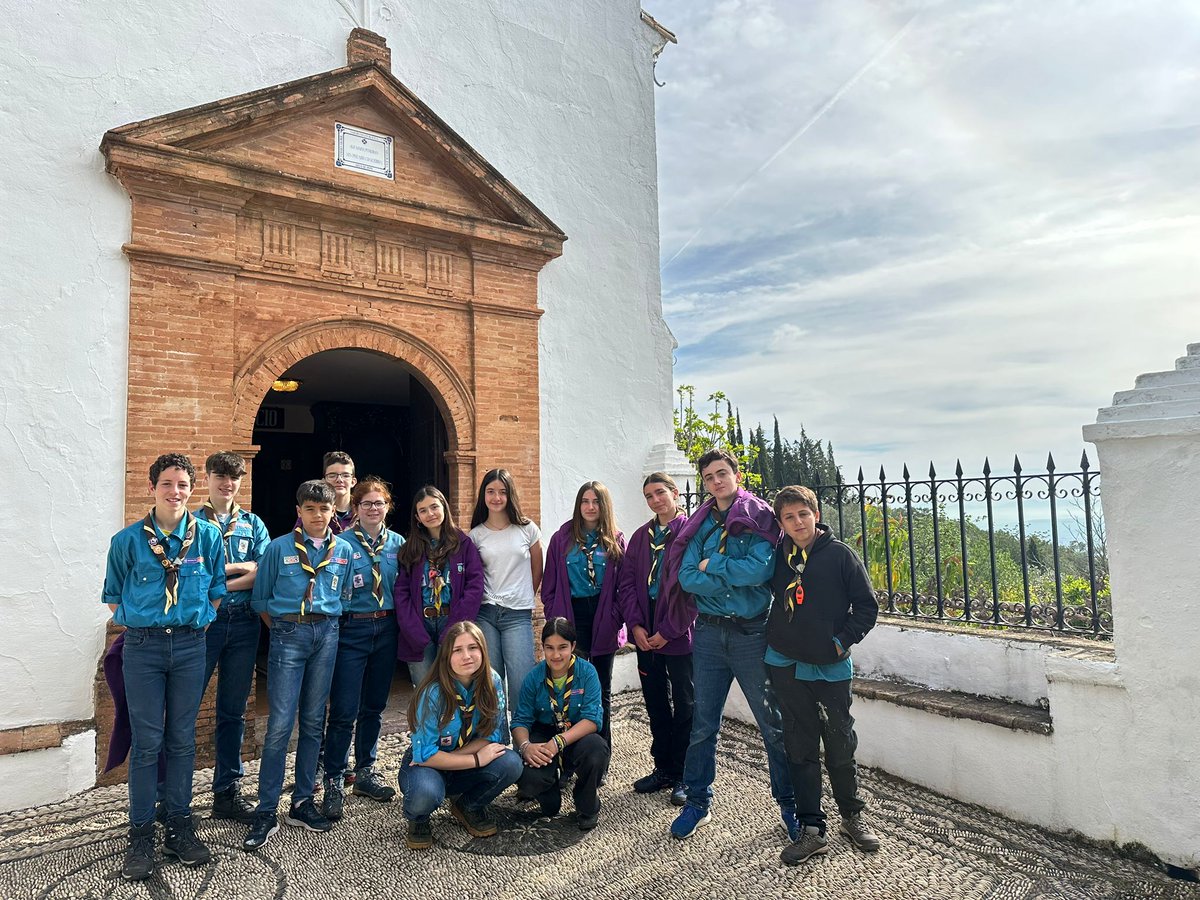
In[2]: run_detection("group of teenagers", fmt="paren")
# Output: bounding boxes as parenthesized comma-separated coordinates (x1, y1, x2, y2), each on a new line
(102, 445, 881, 882)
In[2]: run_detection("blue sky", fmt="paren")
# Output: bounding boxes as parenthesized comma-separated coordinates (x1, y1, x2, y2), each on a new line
(649, 0, 1200, 483)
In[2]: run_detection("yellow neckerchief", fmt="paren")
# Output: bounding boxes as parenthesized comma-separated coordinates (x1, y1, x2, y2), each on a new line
(293, 526, 333, 614)
(647, 518, 671, 588)
(454, 684, 476, 748)
(143, 510, 197, 614)
(352, 525, 387, 608)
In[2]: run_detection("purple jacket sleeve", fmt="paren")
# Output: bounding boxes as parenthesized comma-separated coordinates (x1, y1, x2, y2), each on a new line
(541, 525, 573, 623)
(103, 633, 130, 773)
(393, 560, 429, 663)
(616, 522, 649, 630)
(589, 531, 628, 656)
(444, 533, 485, 634)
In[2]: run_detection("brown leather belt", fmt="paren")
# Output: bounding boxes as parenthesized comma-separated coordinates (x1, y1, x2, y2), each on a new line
(349, 610, 392, 619)
(277, 613, 331, 623)
(422, 607, 445, 619)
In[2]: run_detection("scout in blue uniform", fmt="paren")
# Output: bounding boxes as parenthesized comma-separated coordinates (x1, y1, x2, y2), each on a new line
(291, 450, 357, 535)
(399, 620, 522, 850)
(512, 617, 610, 831)
(194, 451, 270, 823)
(243, 480, 353, 852)
(321, 477, 405, 820)
(102, 453, 226, 880)
(659, 448, 797, 842)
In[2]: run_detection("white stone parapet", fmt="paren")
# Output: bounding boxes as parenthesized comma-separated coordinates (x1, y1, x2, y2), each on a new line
(1084, 343, 1200, 439)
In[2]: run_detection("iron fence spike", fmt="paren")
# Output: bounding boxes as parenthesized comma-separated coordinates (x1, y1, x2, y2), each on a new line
(982, 457, 991, 476)
(955, 459, 963, 477)
(1013, 454, 1022, 474)
(1046, 451, 1055, 471)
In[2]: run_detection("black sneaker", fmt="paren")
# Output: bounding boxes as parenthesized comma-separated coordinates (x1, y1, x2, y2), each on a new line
(405, 818, 433, 850)
(780, 826, 829, 866)
(840, 812, 881, 852)
(285, 799, 333, 832)
(633, 770, 674, 794)
(162, 814, 211, 867)
(670, 782, 687, 806)
(351, 767, 396, 802)
(242, 813, 278, 852)
(449, 800, 498, 837)
(322, 780, 345, 822)
(212, 787, 256, 824)
(578, 799, 602, 831)
(121, 822, 156, 880)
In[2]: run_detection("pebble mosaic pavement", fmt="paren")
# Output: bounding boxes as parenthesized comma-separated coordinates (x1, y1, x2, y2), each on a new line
(0, 695, 1196, 900)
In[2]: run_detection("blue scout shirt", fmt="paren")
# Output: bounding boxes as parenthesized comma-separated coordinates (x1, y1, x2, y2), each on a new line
(565, 531, 607, 598)
(410, 671, 506, 763)
(252, 531, 352, 618)
(102, 512, 225, 629)
(511, 657, 604, 732)
(678, 510, 775, 619)
(764, 644, 853, 682)
(194, 505, 270, 608)
(339, 527, 404, 613)
(648, 523, 670, 603)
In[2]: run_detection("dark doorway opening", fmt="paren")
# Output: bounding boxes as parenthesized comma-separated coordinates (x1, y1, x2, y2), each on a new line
(251, 348, 449, 536)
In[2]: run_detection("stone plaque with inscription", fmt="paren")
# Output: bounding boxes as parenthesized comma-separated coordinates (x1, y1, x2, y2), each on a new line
(334, 122, 394, 180)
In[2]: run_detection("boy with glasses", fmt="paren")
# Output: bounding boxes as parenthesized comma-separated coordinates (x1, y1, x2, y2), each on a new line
(322, 451, 357, 533)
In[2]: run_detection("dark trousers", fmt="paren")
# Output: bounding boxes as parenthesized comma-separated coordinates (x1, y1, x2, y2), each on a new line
(324, 615, 398, 780)
(768, 667, 866, 830)
(202, 603, 261, 793)
(572, 595, 613, 746)
(635, 649, 693, 781)
(517, 723, 609, 817)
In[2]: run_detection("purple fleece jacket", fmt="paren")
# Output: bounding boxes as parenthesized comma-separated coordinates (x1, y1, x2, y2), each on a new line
(541, 521, 627, 656)
(660, 489, 781, 641)
(103, 633, 166, 779)
(617, 513, 692, 655)
(393, 530, 484, 663)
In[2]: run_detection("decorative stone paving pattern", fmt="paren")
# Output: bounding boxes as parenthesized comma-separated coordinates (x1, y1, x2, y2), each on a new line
(0, 696, 1194, 899)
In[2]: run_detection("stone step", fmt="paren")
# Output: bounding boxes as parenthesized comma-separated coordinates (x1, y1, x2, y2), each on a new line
(1112, 382, 1200, 405)
(1176, 354, 1200, 370)
(1133, 368, 1200, 389)
(854, 677, 1053, 734)
(1098, 397, 1200, 422)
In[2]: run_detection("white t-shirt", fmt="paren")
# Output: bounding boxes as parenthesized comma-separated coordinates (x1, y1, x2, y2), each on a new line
(469, 520, 542, 610)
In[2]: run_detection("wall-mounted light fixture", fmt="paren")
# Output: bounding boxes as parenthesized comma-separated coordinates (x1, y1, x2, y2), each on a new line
(271, 379, 302, 392)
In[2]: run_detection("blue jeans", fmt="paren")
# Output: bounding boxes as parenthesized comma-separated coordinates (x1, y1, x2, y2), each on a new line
(397, 746, 523, 822)
(475, 604, 535, 741)
(122, 626, 207, 826)
(324, 615, 398, 780)
(255, 617, 339, 814)
(202, 603, 261, 793)
(682, 617, 794, 813)
(406, 614, 448, 688)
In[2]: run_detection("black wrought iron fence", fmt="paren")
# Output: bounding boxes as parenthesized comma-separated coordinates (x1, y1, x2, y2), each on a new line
(680, 452, 1109, 639)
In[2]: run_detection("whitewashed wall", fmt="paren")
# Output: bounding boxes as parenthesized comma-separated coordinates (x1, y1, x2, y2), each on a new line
(0, 0, 676, 809)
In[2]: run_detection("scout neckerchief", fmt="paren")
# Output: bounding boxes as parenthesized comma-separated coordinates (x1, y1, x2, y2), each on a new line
(425, 557, 448, 615)
(201, 500, 242, 560)
(647, 519, 671, 588)
(352, 524, 387, 608)
(293, 526, 333, 614)
(143, 511, 197, 614)
(454, 684, 476, 748)
(785, 541, 809, 617)
(332, 508, 355, 534)
(713, 507, 729, 554)
(545, 655, 576, 763)
(577, 532, 600, 592)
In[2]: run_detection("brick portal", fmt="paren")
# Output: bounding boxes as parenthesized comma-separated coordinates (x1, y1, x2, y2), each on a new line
(94, 32, 565, 781)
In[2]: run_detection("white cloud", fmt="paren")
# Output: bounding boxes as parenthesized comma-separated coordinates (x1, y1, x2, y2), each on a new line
(647, 0, 1200, 479)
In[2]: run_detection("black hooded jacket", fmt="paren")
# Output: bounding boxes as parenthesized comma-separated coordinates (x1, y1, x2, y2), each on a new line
(765, 523, 878, 666)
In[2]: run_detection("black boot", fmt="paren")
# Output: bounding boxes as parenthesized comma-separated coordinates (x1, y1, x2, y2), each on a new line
(121, 822, 156, 881)
(212, 786, 256, 823)
(163, 814, 211, 867)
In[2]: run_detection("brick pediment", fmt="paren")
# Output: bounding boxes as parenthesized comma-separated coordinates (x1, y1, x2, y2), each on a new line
(101, 62, 565, 256)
